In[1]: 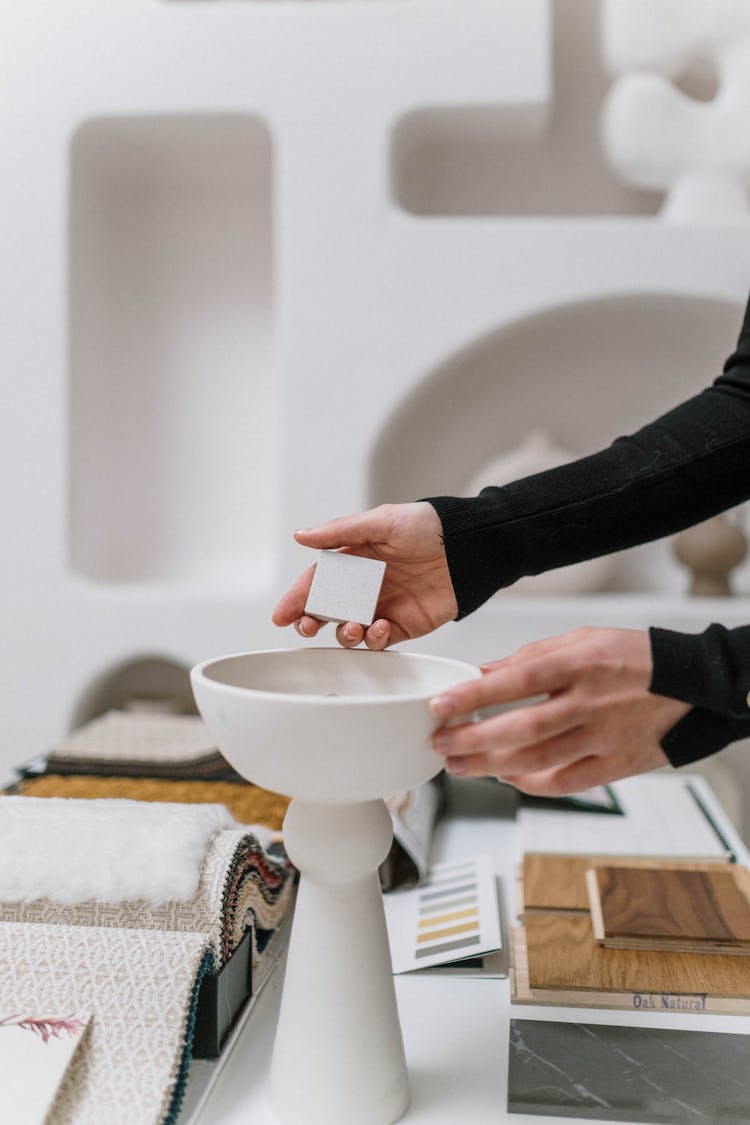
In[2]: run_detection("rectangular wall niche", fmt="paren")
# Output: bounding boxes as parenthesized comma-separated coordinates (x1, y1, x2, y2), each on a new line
(69, 114, 276, 587)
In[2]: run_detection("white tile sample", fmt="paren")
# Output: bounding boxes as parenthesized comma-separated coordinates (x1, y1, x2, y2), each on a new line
(304, 551, 386, 626)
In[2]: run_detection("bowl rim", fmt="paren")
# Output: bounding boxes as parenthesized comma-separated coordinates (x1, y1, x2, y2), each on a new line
(190, 646, 480, 706)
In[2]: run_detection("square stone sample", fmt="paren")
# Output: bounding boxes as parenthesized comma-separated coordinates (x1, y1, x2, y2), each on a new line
(304, 551, 386, 626)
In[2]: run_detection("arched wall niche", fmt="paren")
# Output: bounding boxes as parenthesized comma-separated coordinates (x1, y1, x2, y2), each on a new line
(68, 654, 196, 732)
(368, 293, 745, 594)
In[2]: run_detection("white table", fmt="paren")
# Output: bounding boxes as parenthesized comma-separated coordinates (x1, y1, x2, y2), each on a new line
(193, 775, 750, 1125)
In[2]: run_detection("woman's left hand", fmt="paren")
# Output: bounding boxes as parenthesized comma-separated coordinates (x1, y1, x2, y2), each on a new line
(429, 627, 691, 795)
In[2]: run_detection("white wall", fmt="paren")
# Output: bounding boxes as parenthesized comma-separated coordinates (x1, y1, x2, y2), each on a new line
(1, 1, 749, 827)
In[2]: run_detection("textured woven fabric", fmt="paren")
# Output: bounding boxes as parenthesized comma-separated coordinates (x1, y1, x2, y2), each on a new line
(0, 922, 212, 1125)
(16, 773, 290, 830)
(45, 710, 240, 780)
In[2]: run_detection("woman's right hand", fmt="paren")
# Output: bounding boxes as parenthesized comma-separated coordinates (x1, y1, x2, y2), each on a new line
(272, 502, 458, 649)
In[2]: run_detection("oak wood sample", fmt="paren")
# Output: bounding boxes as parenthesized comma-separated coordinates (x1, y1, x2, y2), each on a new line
(587, 864, 750, 954)
(518, 912, 750, 1001)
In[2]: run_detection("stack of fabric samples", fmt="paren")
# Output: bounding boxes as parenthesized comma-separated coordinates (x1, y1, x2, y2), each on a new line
(12, 708, 444, 890)
(511, 851, 750, 1014)
(0, 795, 294, 1124)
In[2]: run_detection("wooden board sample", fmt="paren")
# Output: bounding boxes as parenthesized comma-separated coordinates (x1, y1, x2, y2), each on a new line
(520, 852, 729, 915)
(586, 864, 750, 954)
(510, 912, 750, 1015)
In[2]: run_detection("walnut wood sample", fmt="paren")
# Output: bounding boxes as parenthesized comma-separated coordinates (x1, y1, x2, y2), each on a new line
(521, 852, 728, 914)
(587, 864, 750, 953)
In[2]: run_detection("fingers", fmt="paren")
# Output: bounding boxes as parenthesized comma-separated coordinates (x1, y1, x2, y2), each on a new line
(335, 622, 365, 648)
(444, 725, 584, 779)
(430, 655, 571, 721)
(435, 703, 584, 776)
(295, 615, 326, 639)
(283, 617, 394, 650)
(333, 619, 393, 650)
(363, 619, 392, 650)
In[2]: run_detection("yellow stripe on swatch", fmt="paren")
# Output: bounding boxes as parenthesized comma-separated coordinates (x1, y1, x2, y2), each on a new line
(418, 907, 479, 929)
(417, 920, 479, 945)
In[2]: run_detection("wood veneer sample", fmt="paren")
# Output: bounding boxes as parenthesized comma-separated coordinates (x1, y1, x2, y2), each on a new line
(512, 912, 750, 1012)
(587, 864, 750, 954)
(521, 853, 728, 914)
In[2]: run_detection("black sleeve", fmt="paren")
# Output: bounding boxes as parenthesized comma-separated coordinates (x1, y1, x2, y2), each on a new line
(427, 295, 750, 619)
(649, 625, 750, 767)
(425, 296, 750, 767)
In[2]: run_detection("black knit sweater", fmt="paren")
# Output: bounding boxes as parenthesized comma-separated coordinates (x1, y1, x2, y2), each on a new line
(427, 295, 750, 767)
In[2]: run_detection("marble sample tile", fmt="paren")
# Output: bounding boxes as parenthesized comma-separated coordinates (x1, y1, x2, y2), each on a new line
(508, 1019, 750, 1122)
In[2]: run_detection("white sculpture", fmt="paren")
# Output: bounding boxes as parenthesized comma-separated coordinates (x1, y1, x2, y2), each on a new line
(191, 647, 480, 1125)
(464, 431, 616, 595)
(601, 0, 750, 222)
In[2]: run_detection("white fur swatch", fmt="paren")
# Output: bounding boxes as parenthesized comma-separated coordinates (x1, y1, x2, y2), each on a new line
(0, 797, 235, 905)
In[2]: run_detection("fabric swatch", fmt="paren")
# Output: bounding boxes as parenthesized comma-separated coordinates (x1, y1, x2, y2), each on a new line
(15, 773, 290, 831)
(44, 710, 240, 781)
(0, 809, 293, 970)
(15, 773, 436, 894)
(0, 922, 212, 1125)
(0, 796, 234, 905)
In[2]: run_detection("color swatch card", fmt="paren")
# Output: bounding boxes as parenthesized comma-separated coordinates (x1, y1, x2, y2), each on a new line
(0, 1012, 91, 1125)
(383, 854, 501, 974)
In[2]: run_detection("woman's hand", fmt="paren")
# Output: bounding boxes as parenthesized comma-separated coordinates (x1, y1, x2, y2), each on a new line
(272, 502, 458, 649)
(430, 627, 691, 795)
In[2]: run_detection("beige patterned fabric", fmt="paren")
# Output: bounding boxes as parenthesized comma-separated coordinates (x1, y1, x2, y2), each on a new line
(46, 711, 236, 779)
(0, 922, 211, 1125)
(51, 711, 215, 762)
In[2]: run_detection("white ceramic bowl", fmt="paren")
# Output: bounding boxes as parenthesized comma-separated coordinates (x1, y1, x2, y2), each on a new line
(191, 647, 480, 804)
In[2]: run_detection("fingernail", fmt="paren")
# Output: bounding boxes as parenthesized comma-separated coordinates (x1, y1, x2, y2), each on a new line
(371, 621, 385, 637)
(430, 694, 455, 719)
(296, 621, 311, 637)
(344, 625, 357, 641)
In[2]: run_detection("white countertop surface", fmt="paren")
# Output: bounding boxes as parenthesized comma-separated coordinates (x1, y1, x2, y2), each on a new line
(190, 774, 750, 1125)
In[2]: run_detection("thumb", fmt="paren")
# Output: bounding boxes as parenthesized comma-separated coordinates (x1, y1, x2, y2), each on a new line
(293, 509, 383, 550)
